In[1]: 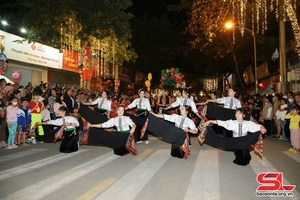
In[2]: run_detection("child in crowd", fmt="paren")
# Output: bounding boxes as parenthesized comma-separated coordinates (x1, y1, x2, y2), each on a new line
(285, 106, 300, 153)
(6, 97, 19, 149)
(41, 101, 51, 122)
(29, 91, 44, 144)
(17, 97, 32, 146)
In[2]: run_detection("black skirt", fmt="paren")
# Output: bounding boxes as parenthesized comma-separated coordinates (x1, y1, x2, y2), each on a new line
(59, 130, 79, 153)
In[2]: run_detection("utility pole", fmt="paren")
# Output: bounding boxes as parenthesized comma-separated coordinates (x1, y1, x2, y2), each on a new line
(279, 0, 287, 93)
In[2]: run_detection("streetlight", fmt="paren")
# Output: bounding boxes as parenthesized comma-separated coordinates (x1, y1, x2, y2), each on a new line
(225, 22, 258, 93)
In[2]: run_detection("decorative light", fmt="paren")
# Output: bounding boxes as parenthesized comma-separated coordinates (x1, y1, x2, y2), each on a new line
(1, 20, 8, 26)
(188, 0, 299, 55)
(20, 28, 27, 33)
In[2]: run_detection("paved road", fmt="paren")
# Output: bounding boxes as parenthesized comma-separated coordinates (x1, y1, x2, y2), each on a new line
(0, 135, 299, 200)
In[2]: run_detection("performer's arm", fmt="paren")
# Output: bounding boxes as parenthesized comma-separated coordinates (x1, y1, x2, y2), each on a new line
(185, 128, 198, 134)
(165, 98, 179, 110)
(206, 99, 217, 104)
(205, 120, 217, 125)
(126, 99, 137, 110)
(82, 98, 99, 106)
(150, 112, 164, 119)
(130, 124, 136, 135)
(89, 123, 102, 128)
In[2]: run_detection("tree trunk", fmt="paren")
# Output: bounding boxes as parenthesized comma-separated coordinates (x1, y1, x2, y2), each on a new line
(232, 51, 247, 93)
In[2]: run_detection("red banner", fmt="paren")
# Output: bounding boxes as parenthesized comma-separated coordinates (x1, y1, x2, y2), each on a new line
(83, 69, 95, 81)
(62, 49, 79, 72)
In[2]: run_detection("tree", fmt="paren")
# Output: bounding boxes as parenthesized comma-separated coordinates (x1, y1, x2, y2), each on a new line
(4, 0, 136, 65)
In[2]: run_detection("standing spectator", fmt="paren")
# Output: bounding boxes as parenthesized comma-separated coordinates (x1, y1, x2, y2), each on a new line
(272, 94, 281, 137)
(53, 93, 66, 117)
(0, 92, 6, 147)
(253, 94, 263, 123)
(17, 97, 31, 146)
(285, 94, 296, 141)
(262, 95, 273, 136)
(294, 93, 300, 108)
(64, 87, 76, 114)
(13, 90, 22, 108)
(48, 88, 57, 120)
(41, 101, 51, 122)
(6, 96, 19, 149)
(157, 89, 170, 114)
(285, 106, 300, 153)
(274, 98, 288, 139)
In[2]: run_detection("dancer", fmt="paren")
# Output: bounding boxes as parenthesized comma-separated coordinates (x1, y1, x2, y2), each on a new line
(165, 88, 201, 119)
(125, 88, 151, 144)
(89, 105, 137, 155)
(205, 108, 266, 166)
(82, 90, 111, 118)
(206, 88, 242, 110)
(150, 105, 198, 159)
(38, 106, 79, 153)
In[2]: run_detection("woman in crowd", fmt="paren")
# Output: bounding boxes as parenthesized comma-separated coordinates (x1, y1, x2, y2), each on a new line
(63, 87, 76, 114)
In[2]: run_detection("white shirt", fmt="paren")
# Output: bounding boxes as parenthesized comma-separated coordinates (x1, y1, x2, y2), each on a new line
(127, 98, 151, 111)
(216, 120, 262, 137)
(91, 97, 111, 111)
(171, 97, 198, 114)
(275, 104, 287, 120)
(46, 116, 79, 130)
(163, 114, 198, 132)
(216, 97, 242, 110)
(101, 116, 135, 132)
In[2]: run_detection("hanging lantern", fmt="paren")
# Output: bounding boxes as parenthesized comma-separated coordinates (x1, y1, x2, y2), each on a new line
(147, 73, 152, 81)
(145, 80, 151, 88)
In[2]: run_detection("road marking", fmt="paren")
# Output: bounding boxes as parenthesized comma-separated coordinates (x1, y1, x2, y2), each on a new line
(95, 149, 170, 200)
(0, 149, 89, 181)
(0, 149, 48, 163)
(76, 178, 117, 200)
(283, 151, 300, 164)
(250, 152, 300, 200)
(184, 150, 220, 200)
(134, 148, 154, 161)
(4, 152, 119, 200)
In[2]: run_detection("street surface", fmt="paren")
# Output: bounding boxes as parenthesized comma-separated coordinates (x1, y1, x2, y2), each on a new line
(0, 134, 299, 200)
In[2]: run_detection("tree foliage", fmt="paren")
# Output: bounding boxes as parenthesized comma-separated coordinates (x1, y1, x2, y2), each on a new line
(5, 0, 136, 64)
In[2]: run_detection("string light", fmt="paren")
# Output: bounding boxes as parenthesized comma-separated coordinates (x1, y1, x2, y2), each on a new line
(188, 0, 299, 55)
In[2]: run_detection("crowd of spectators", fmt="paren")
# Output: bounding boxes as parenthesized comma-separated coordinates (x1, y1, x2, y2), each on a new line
(0, 78, 299, 152)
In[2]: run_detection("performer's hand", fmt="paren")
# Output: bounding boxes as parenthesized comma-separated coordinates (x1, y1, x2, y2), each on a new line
(260, 126, 267, 134)
(184, 128, 189, 133)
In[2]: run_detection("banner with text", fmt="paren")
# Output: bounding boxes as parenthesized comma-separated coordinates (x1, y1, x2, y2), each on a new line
(62, 49, 79, 72)
(0, 30, 59, 68)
